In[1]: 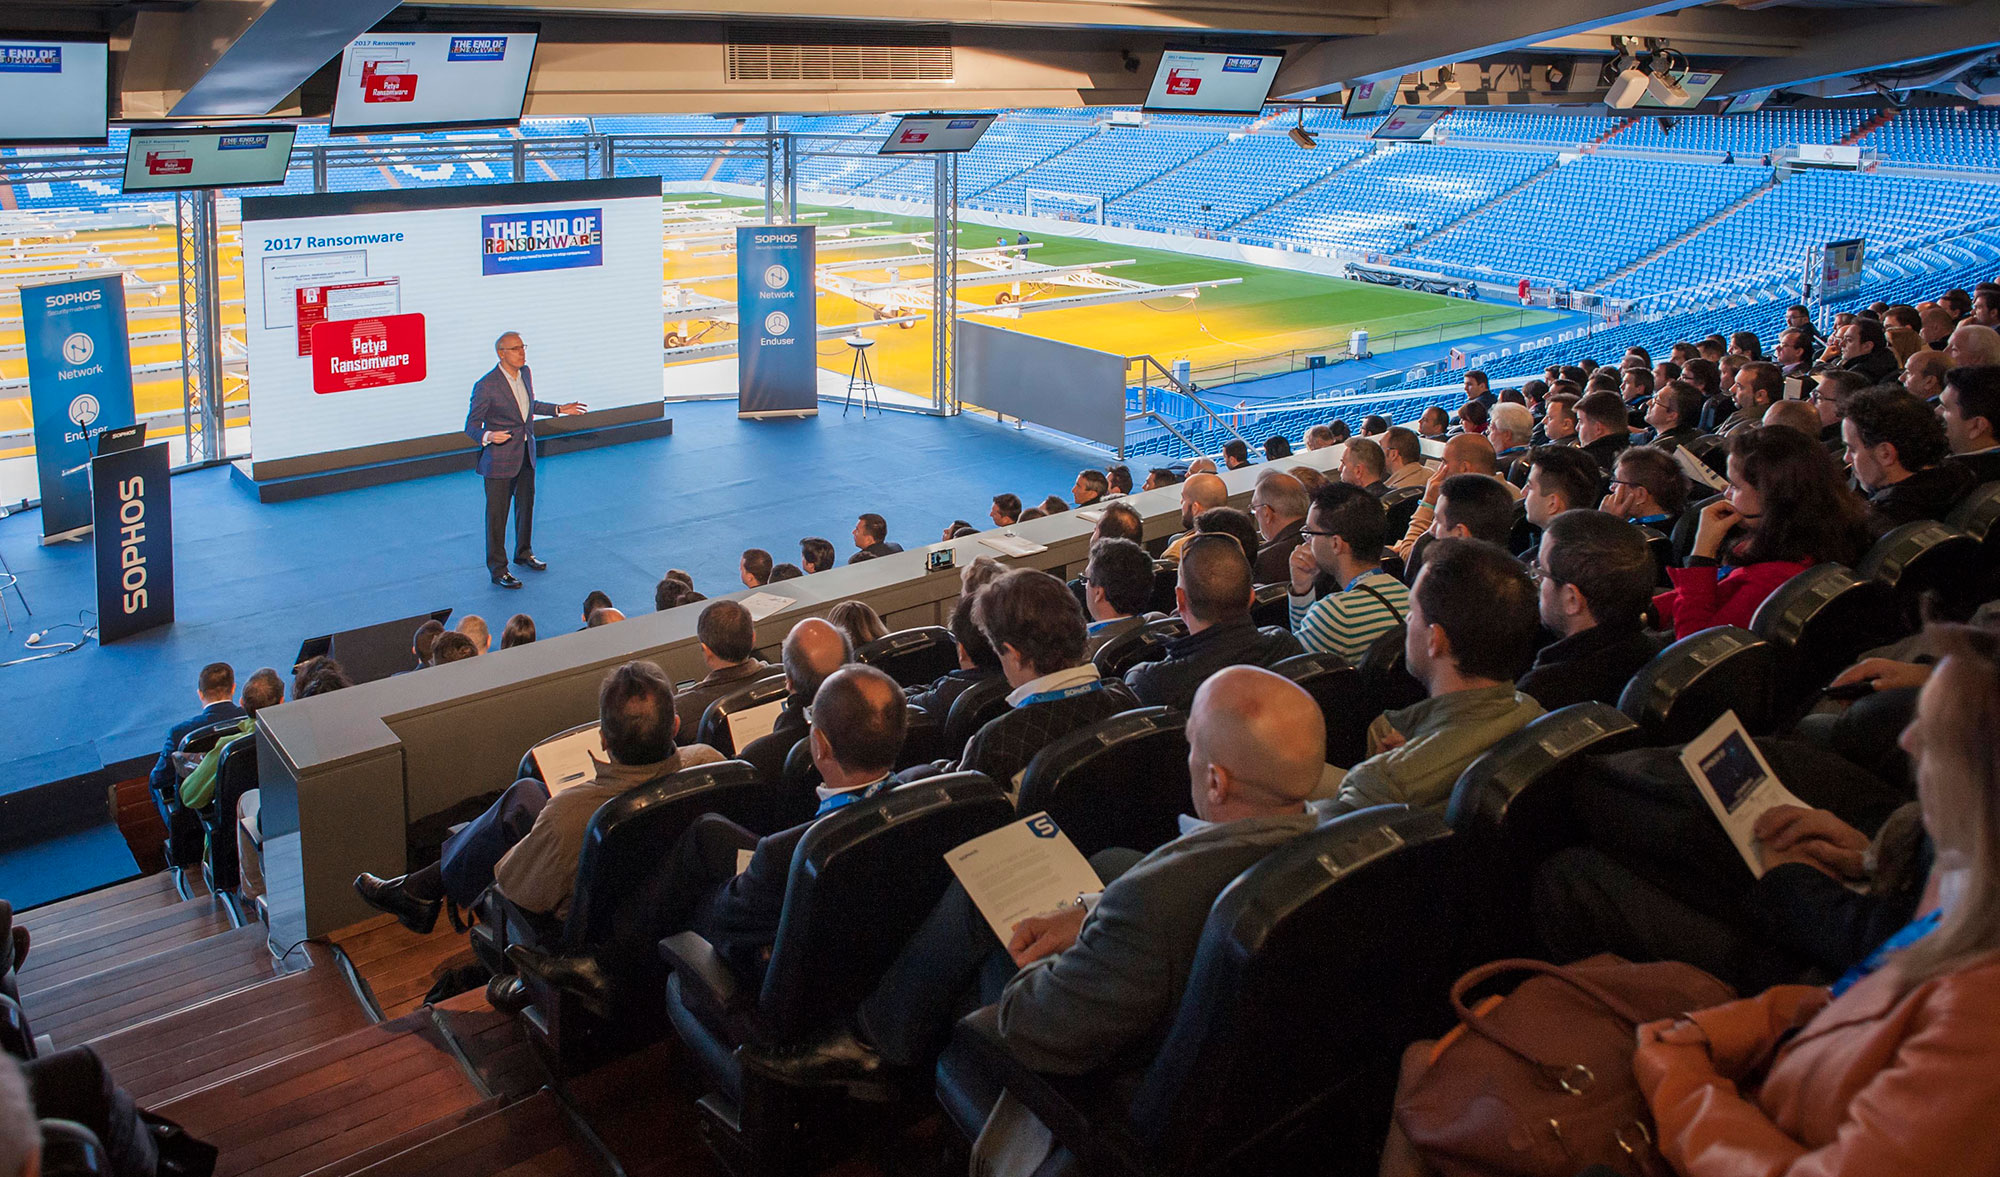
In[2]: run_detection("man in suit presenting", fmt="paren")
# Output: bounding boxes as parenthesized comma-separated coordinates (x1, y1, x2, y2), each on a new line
(466, 332, 584, 588)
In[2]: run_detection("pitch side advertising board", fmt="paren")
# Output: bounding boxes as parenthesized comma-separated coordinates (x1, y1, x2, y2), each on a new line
(239, 178, 661, 474)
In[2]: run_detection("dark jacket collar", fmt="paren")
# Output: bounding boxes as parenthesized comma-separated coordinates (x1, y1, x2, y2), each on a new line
(1531, 622, 1651, 669)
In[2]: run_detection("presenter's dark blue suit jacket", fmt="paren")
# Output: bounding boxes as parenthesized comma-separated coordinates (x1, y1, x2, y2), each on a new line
(464, 365, 557, 479)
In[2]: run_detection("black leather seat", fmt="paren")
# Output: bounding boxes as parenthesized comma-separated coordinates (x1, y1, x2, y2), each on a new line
(1268, 652, 1373, 768)
(698, 675, 792, 757)
(1507, 502, 1537, 558)
(1748, 564, 1901, 727)
(515, 721, 599, 783)
(1092, 616, 1188, 679)
(202, 734, 262, 893)
(0, 994, 32, 1060)
(660, 772, 1014, 1177)
(942, 675, 1013, 753)
(161, 718, 247, 866)
(1618, 625, 1776, 744)
(1947, 480, 2000, 598)
(1444, 704, 1646, 961)
(855, 627, 960, 689)
(1672, 492, 1722, 566)
(1859, 518, 1986, 626)
(1147, 562, 1180, 615)
(1249, 582, 1289, 629)
(1382, 486, 1422, 538)
(39, 1120, 109, 1177)
(1356, 624, 1426, 720)
(935, 805, 1467, 1177)
(471, 759, 772, 1072)
(1635, 524, 1674, 588)
(1015, 708, 1192, 858)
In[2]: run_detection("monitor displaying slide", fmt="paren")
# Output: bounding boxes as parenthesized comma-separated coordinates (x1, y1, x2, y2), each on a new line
(239, 178, 662, 470)
(1143, 49, 1283, 115)
(0, 39, 110, 144)
(877, 113, 998, 154)
(1343, 79, 1398, 118)
(1371, 106, 1450, 141)
(122, 126, 298, 193)
(331, 30, 537, 133)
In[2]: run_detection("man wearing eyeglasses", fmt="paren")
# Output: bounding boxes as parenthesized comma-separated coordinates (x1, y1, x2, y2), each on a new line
(466, 332, 585, 588)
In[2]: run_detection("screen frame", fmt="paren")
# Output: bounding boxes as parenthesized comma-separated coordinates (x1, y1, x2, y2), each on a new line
(328, 23, 541, 136)
(1370, 105, 1451, 141)
(1718, 88, 1772, 117)
(1140, 44, 1286, 116)
(0, 32, 112, 146)
(1342, 79, 1399, 117)
(875, 112, 999, 155)
(121, 124, 301, 194)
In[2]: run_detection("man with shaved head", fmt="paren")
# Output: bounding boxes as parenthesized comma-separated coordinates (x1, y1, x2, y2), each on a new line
(1390, 432, 1522, 562)
(853, 666, 1323, 1112)
(739, 616, 852, 788)
(1948, 323, 2000, 370)
(1126, 534, 1302, 710)
(1162, 472, 1229, 562)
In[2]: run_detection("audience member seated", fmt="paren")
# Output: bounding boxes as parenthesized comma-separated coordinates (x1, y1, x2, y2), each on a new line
(1488, 402, 1535, 485)
(654, 666, 908, 986)
(828, 600, 889, 648)
(1248, 471, 1309, 583)
(654, 575, 701, 611)
(1418, 406, 1450, 441)
(178, 668, 284, 812)
(852, 665, 1323, 1118)
(1071, 469, 1108, 508)
(1264, 436, 1293, 461)
(1604, 445, 1689, 533)
(1843, 385, 1975, 533)
(1762, 398, 1824, 440)
(1080, 538, 1159, 659)
(1391, 435, 1521, 562)
(959, 569, 1138, 790)
(1186, 458, 1217, 476)
(581, 590, 614, 629)
(741, 618, 852, 788)
(433, 632, 481, 663)
(1403, 472, 1521, 582)
(1222, 439, 1252, 470)
(1519, 511, 1665, 710)
(1290, 465, 1327, 494)
(401, 618, 445, 673)
(1316, 538, 1542, 809)
(1105, 464, 1133, 496)
(673, 601, 773, 734)
(5, 1044, 185, 1177)
(1543, 392, 1580, 447)
(1632, 631, 2000, 1175)
(1840, 315, 1900, 385)
(911, 595, 1004, 718)
(455, 615, 491, 655)
(1305, 424, 1337, 450)
(1717, 360, 1783, 438)
(1902, 348, 1949, 402)
(500, 612, 536, 649)
(353, 661, 725, 932)
(149, 662, 246, 810)
(1949, 322, 2000, 368)
(1288, 482, 1409, 661)
(1575, 390, 1634, 476)
(800, 536, 837, 573)
(292, 656, 353, 699)
(770, 563, 805, 581)
(1942, 364, 2000, 484)
(1128, 535, 1303, 710)
(1339, 437, 1390, 497)
(1192, 505, 1263, 567)
(849, 513, 904, 563)
(1363, 413, 1391, 435)
(585, 610, 624, 630)
(1089, 501, 1144, 544)
(1656, 426, 1871, 640)
(1382, 427, 1431, 491)
(1811, 368, 1868, 457)
(1140, 467, 1180, 492)
(1523, 444, 1607, 542)
(739, 548, 773, 588)
(1456, 400, 1489, 437)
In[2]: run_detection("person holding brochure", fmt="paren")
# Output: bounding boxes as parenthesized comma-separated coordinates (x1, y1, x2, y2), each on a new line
(467, 332, 585, 588)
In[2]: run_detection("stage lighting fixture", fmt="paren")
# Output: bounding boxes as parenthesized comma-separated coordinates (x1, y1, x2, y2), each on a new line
(1289, 108, 1317, 149)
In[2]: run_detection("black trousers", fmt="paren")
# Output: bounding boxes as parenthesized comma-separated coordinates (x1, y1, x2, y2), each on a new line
(483, 462, 535, 576)
(404, 778, 552, 908)
(24, 1046, 159, 1177)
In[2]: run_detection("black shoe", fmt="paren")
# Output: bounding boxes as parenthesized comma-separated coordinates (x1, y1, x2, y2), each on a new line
(506, 943, 613, 1017)
(746, 1028, 889, 1096)
(492, 572, 524, 589)
(354, 872, 441, 935)
(486, 973, 533, 1014)
(517, 555, 548, 571)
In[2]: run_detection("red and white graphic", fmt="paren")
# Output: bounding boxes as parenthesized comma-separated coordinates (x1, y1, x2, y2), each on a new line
(1164, 68, 1202, 95)
(310, 312, 427, 394)
(360, 59, 417, 103)
(144, 151, 193, 176)
(295, 278, 403, 357)
(897, 129, 928, 145)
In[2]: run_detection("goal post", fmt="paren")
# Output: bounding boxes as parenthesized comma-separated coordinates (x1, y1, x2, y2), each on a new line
(1024, 188, 1105, 225)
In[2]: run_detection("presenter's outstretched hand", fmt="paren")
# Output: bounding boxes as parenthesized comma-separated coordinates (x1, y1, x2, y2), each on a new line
(559, 402, 587, 416)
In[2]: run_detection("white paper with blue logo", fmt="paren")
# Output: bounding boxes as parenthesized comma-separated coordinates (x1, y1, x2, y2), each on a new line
(945, 813, 1102, 944)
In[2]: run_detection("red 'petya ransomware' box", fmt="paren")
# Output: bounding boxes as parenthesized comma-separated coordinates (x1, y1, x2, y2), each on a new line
(309, 313, 427, 393)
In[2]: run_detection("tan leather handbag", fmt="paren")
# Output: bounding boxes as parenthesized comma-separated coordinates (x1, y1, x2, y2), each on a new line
(1394, 955, 1734, 1177)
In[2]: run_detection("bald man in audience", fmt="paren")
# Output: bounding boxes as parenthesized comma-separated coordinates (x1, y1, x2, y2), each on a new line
(853, 666, 1323, 1119)
(1161, 472, 1228, 561)
(1762, 398, 1823, 439)
(739, 617, 852, 790)
(1901, 348, 1950, 402)
(1948, 323, 2000, 369)
(1390, 433, 1521, 562)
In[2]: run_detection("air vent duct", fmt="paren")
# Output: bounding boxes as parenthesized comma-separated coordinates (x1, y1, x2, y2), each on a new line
(727, 25, 953, 83)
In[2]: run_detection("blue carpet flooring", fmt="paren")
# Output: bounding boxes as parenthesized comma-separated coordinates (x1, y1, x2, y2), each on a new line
(0, 400, 1103, 801)
(0, 824, 137, 911)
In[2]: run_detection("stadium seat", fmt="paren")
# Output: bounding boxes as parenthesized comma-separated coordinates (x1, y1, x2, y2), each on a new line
(1268, 652, 1374, 768)
(1250, 581, 1290, 629)
(1382, 487, 1423, 538)
(698, 674, 791, 756)
(943, 676, 1014, 751)
(0, 994, 31, 1060)
(1635, 525, 1675, 587)
(474, 759, 771, 1072)
(1356, 624, 1427, 721)
(1681, 434, 1730, 479)
(1093, 616, 1188, 679)
(1148, 562, 1181, 614)
(1748, 564, 1900, 726)
(1016, 708, 1192, 858)
(661, 773, 1015, 1177)
(202, 735, 261, 894)
(1858, 518, 1986, 626)
(160, 718, 245, 867)
(935, 805, 1466, 1177)
(855, 627, 961, 689)
(1618, 625, 1777, 744)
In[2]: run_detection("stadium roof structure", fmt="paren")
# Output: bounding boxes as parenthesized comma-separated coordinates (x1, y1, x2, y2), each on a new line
(20, 0, 2000, 125)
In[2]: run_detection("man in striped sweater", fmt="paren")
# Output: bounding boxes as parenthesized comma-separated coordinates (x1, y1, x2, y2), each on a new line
(1287, 482, 1409, 662)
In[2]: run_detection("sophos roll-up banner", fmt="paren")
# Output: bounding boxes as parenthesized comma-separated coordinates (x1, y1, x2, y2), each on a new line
(23, 275, 136, 542)
(736, 225, 818, 418)
(92, 441, 174, 643)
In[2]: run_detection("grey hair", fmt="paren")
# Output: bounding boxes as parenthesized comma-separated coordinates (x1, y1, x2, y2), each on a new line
(494, 331, 522, 354)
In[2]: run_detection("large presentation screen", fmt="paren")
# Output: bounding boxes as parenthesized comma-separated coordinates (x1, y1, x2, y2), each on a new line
(239, 178, 662, 473)
(331, 30, 537, 133)
(0, 39, 109, 144)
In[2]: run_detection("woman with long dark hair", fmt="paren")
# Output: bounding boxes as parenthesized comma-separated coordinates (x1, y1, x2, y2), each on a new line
(1654, 425, 1870, 639)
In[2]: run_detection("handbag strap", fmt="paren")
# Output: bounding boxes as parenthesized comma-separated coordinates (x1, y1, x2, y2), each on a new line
(1448, 958, 1658, 1082)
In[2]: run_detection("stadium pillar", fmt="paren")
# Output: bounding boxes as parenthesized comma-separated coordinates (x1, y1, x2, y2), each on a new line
(782, 133, 798, 225)
(931, 153, 959, 415)
(175, 189, 224, 466)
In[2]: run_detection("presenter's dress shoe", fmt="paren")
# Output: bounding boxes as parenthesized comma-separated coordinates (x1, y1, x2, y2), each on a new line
(354, 873, 441, 935)
(517, 555, 548, 572)
(492, 572, 524, 590)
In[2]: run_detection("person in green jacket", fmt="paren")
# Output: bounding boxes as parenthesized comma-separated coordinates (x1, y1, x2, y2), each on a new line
(178, 668, 284, 810)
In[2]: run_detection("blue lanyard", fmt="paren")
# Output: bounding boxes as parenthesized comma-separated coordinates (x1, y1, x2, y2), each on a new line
(1015, 678, 1108, 708)
(1345, 570, 1385, 593)
(1633, 513, 1670, 526)
(814, 779, 887, 819)
(1830, 909, 1942, 997)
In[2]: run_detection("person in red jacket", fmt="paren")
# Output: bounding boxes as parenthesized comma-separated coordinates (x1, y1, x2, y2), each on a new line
(1655, 426, 1870, 639)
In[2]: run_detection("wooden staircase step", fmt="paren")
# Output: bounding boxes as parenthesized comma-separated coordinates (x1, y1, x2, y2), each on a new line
(15, 870, 186, 937)
(336, 1090, 607, 1177)
(326, 914, 482, 1021)
(155, 1011, 490, 1177)
(17, 894, 235, 996)
(24, 924, 287, 1049)
(557, 1041, 719, 1177)
(83, 957, 375, 1105)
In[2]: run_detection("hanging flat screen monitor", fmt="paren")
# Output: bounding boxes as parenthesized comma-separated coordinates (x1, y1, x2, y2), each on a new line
(1637, 70, 1724, 110)
(1371, 106, 1450, 141)
(0, 38, 110, 145)
(122, 126, 298, 193)
(1343, 79, 1399, 118)
(878, 113, 998, 154)
(331, 30, 537, 134)
(1718, 88, 1772, 117)
(1143, 48, 1284, 115)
